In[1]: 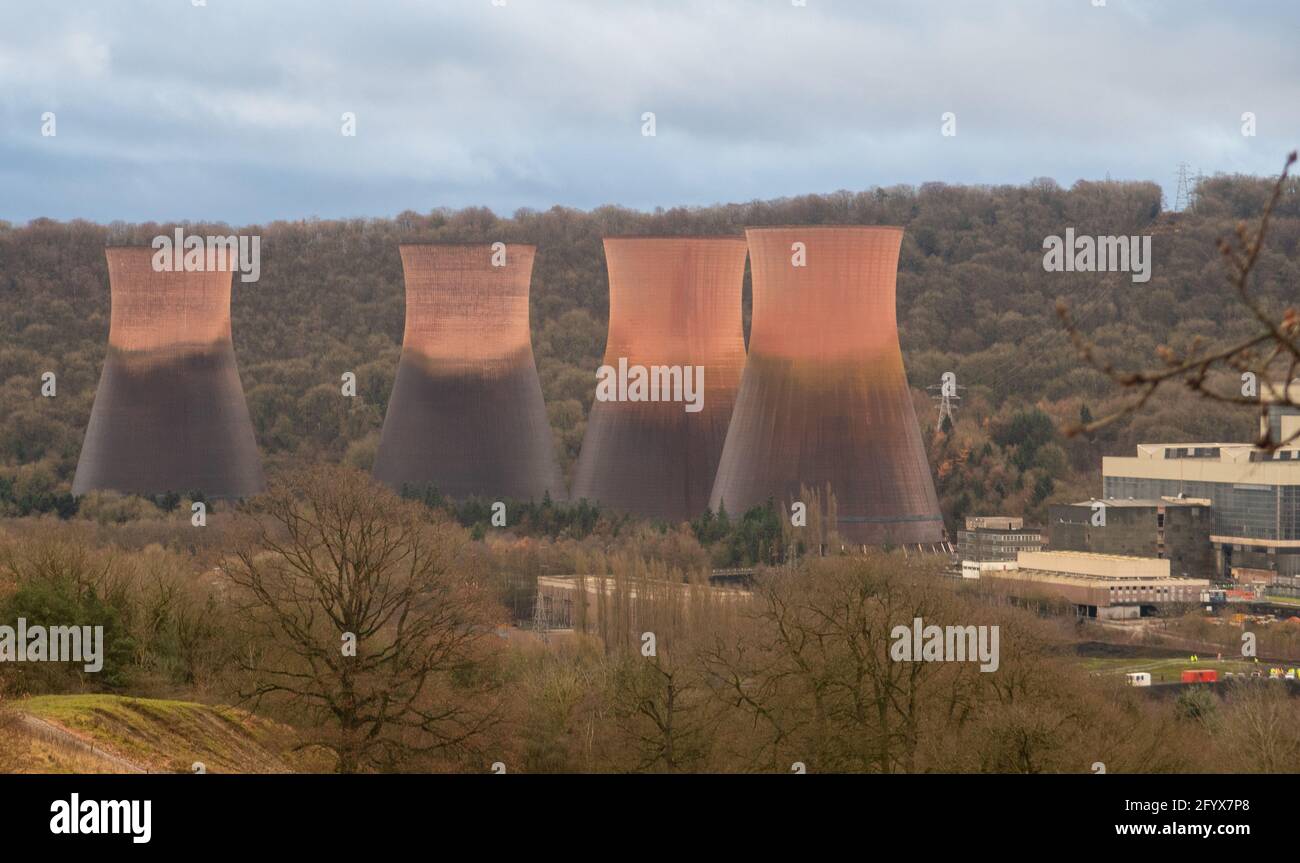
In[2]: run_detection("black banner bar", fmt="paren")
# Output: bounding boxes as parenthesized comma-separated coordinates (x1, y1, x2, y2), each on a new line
(2, 773, 1284, 851)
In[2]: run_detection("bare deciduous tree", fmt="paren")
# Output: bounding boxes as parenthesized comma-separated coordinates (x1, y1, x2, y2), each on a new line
(702, 555, 975, 773)
(222, 466, 500, 773)
(608, 647, 715, 773)
(1217, 680, 1300, 773)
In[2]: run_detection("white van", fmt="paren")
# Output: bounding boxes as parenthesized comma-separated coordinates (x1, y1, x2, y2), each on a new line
(1126, 672, 1152, 687)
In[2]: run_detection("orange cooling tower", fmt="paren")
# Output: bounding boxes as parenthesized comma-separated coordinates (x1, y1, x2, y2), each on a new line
(73, 247, 264, 498)
(570, 236, 748, 522)
(709, 227, 944, 545)
(372, 244, 564, 501)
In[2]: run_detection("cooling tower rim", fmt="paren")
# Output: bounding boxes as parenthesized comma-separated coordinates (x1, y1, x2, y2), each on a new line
(103, 245, 238, 271)
(103, 245, 175, 253)
(103, 242, 248, 250)
(398, 241, 537, 251)
(744, 224, 904, 233)
(602, 234, 746, 241)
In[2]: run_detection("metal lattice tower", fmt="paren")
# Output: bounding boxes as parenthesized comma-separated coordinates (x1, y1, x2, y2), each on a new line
(928, 381, 964, 433)
(531, 591, 550, 642)
(1174, 163, 1195, 212)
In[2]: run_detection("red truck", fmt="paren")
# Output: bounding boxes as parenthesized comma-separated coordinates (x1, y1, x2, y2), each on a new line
(1181, 669, 1218, 684)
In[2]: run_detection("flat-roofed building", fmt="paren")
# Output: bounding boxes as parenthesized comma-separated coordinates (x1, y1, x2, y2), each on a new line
(534, 574, 752, 636)
(979, 551, 1210, 620)
(957, 516, 1043, 563)
(960, 560, 1018, 580)
(965, 516, 1023, 530)
(1261, 380, 1300, 446)
(1048, 497, 1214, 579)
(1103, 442, 1300, 579)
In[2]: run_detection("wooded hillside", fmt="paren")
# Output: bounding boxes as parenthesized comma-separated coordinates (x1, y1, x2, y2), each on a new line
(2, 172, 1296, 527)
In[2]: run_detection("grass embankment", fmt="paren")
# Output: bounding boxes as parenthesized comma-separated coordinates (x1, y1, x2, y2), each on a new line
(8, 694, 333, 774)
(1079, 656, 1278, 681)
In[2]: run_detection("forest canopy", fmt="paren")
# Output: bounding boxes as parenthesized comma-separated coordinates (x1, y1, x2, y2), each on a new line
(1, 172, 1296, 529)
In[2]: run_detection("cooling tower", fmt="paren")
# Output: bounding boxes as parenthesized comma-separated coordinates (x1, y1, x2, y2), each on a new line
(709, 226, 944, 545)
(372, 244, 564, 501)
(72, 247, 264, 498)
(571, 237, 748, 522)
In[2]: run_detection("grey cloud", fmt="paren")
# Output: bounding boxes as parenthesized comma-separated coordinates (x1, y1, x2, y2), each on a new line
(0, 0, 1296, 223)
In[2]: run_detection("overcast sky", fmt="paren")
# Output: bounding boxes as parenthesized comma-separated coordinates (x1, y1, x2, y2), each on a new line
(1, 0, 1296, 225)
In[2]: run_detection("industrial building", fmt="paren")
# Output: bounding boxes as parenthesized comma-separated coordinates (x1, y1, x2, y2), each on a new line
(73, 246, 264, 498)
(961, 560, 1018, 580)
(534, 574, 751, 634)
(1103, 442, 1300, 579)
(1048, 497, 1216, 579)
(979, 551, 1211, 620)
(1261, 381, 1300, 445)
(956, 516, 1042, 562)
(709, 226, 945, 547)
(372, 244, 565, 501)
(571, 236, 748, 522)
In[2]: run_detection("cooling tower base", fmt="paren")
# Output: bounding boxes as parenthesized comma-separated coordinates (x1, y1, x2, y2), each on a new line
(372, 353, 565, 502)
(835, 515, 947, 546)
(73, 346, 265, 499)
(571, 400, 735, 522)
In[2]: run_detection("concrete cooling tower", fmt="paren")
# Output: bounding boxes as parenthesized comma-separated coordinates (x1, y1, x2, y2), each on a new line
(571, 237, 748, 522)
(372, 244, 564, 501)
(709, 226, 945, 546)
(73, 247, 265, 498)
